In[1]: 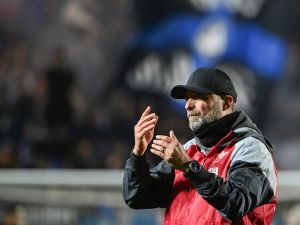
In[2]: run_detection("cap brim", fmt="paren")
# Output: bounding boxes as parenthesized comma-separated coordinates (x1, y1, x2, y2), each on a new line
(170, 85, 215, 99)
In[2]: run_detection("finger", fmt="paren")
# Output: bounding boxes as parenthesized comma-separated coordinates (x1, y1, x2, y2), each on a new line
(151, 143, 166, 152)
(139, 113, 156, 123)
(169, 130, 181, 151)
(150, 148, 164, 158)
(136, 124, 156, 139)
(155, 135, 171, 142)
(137, 113, 156, 126)
(137, 106, 151, 123)
(149, 116, 159, 133)
(154, 115, 159, 126)
(169, 130, 179, 142)
(136, 117, 157, 132)
(153, 139, 169, 147)
(169, 130, 190, 159)
(141, 106, 151, 118)
(170, 131, 182, 148)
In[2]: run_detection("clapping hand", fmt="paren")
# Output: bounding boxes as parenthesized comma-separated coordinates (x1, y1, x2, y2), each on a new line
(132, 106, 158, 156)
(151, 130, 191, 172)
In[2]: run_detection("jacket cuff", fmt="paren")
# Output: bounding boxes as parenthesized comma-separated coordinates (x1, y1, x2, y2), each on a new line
(128, 152, 148, 169)
(188, 168, 216, 187)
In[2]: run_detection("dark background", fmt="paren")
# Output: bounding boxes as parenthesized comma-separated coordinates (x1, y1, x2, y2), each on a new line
(0, 0, 299, 170)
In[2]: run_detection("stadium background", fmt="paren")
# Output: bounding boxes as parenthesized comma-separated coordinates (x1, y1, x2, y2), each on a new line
(0, 0, 300, 224)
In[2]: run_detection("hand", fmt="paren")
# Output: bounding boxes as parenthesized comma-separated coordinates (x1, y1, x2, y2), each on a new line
(133, 106, 158, 156)
(150, 130, 191, 172)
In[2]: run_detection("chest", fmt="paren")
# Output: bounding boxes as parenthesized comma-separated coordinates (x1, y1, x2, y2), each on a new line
(174, 145, 235, 190)
(193, 145, 234, 178)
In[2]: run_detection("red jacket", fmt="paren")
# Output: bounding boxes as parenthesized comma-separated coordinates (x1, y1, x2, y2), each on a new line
(165, 129, 277, 225)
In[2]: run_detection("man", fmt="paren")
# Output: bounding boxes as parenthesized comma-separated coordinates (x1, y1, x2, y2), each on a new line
(122, 67, 277, 224)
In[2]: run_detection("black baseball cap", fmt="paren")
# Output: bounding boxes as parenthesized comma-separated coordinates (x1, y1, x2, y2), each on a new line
(170, 67, 237, 102)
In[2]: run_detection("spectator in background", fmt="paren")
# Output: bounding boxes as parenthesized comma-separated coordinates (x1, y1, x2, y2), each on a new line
(0, 42, 37, 168)
(8, 43, 36, 167)
(44, 47, 75, 130)
(43, 47, 76, 167)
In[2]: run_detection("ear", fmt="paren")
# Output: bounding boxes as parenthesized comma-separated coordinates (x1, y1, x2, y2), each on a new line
(223, 95, 234, 111)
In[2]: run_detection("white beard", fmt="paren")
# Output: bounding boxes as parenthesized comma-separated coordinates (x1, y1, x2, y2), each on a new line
(188, 107, 222, 132)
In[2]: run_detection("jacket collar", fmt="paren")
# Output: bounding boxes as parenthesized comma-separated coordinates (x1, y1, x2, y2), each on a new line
(193, 111, 261, 150)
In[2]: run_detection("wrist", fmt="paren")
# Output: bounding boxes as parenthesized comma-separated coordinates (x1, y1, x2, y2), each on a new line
(132, 147, 143, 156)
(183, 160, 202, 178)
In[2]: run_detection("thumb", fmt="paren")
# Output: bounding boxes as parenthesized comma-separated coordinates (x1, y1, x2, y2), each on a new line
(154, 115, 159, 125)
(170, 130, 190, 159)
(170, 130, 179, 142)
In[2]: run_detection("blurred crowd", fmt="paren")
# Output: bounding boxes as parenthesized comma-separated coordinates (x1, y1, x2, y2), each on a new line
(0, 0, 137, 169)
(0, 0, 299, 171)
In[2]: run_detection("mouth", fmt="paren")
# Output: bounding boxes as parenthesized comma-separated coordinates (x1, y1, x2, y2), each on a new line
(187, 114, 201, 119)
(187, 111, 200, 116)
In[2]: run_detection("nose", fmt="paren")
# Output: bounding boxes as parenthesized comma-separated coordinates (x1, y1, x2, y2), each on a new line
(185, 98, 194, 111)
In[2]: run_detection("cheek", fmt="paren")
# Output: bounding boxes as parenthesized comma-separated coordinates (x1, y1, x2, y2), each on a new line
(195, 102, 209, 113)
(212, 102, 224, 115)
(205, 101, 222, 114)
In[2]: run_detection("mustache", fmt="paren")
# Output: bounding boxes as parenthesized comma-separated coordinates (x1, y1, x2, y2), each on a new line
(187, 111, 201, 117)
